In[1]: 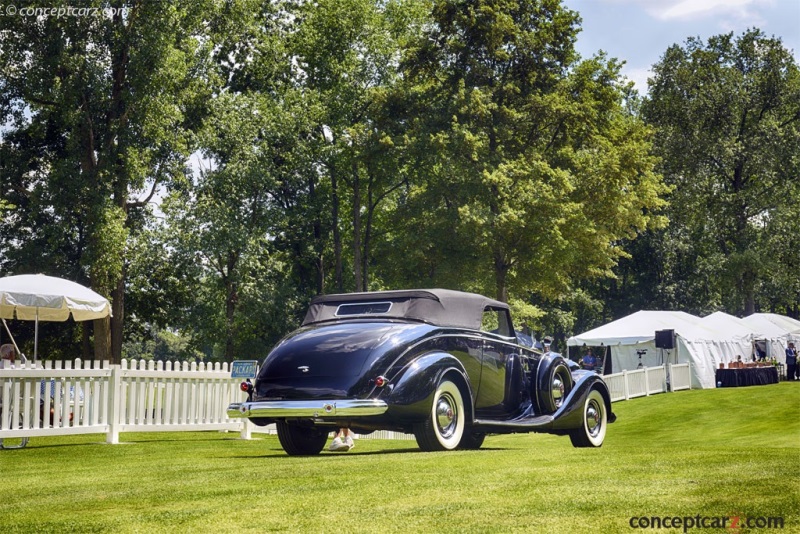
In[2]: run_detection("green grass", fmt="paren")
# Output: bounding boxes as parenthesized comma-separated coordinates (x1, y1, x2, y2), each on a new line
(1, 383, 798, 533)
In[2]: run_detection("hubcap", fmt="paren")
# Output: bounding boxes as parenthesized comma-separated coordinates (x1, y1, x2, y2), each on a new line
(586, 400, 602, 437)
(552, 377, 565, 407)
(436, 394, 457, 438)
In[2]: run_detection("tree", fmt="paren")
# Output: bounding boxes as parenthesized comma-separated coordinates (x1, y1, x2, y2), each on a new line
(396, 0, 667, 304)
(643, 29, 800, 315)
(292, 0, 427, 292)
(0, 1, 212, 362)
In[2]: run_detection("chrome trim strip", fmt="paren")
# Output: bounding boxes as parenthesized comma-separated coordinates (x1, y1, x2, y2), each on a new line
(227, 399, 389, 419)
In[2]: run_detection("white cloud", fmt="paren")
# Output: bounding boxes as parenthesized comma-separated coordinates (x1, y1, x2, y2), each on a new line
(621, 66, 653, 94)
(640, 0, 771, 23)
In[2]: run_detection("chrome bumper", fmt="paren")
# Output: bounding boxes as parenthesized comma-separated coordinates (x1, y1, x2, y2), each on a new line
(227, 399, 389, 419)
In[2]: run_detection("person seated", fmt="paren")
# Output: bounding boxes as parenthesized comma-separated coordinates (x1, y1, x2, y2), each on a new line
(581, 348, 597, 372)
(0, 344, 16, 368)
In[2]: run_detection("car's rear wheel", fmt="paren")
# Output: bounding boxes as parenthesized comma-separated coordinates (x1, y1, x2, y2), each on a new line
(569, 389, 607, 448)
(276, 421, 328, 456)
(414, 379, 465, 451)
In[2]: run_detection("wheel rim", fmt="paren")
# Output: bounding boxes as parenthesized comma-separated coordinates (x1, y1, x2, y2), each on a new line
(586, 398, 603, 438)
(551, 377, 565, 407)
(436, 392, 458, 439)
(551, 365, 571, 409)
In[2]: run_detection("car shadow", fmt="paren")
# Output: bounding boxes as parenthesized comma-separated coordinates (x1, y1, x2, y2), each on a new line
(226, 445, 509, 459)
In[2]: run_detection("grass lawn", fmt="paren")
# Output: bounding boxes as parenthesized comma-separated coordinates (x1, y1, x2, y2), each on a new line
(1, 382, 798, 533)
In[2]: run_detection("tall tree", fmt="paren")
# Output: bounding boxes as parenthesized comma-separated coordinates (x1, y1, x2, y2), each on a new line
(397, 0, 667, 304)
(643, 29, 800, 315)
(293, 0, 426, 292)
(0, 1, 211, 362)
(156, 1, 328, 360)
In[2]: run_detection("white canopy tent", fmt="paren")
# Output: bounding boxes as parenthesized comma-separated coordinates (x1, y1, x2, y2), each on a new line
(568, 310, 756, 389)
(0, 274, 111, 360)
(740, 313, 800, 364)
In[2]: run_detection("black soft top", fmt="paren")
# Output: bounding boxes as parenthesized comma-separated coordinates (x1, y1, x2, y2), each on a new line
(302, 289, 508, 330)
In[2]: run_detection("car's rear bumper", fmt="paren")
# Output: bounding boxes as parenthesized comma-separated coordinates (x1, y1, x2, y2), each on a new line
(227, 399, 389, 419)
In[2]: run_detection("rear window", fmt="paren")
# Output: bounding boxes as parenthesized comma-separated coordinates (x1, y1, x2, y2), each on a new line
(335, 301, 393, 317)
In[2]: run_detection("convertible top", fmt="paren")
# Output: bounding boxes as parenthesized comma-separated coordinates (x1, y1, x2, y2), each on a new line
(302, 289, 508, 330)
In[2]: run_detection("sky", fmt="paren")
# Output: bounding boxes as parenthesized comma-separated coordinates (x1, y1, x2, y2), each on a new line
(562, 0, 800, 92)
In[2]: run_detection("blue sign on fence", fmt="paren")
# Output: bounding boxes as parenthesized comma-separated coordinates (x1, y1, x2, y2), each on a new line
(231, 360, 258, 379)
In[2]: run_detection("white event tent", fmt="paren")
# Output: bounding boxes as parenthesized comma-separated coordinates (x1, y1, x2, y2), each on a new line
(741, 313, 800, 362)
(567, 310, 757, 390)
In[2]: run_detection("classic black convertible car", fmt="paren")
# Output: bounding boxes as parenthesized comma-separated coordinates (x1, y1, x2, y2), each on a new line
(228, 289, 615, 455)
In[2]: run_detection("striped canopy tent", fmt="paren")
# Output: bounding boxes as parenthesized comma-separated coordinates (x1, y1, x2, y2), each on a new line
(0, 274, 111, 360)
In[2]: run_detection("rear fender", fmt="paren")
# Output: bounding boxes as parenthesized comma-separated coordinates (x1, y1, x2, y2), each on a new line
(382, 352, 473, 421)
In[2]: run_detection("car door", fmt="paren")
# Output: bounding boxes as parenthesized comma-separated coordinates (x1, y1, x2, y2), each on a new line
(474, 307, 527, 419)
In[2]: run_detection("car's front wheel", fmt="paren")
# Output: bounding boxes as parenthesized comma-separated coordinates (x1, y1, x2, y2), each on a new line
(276, 422, 328, 456)
(414, 379, 465, 451)
(569, 389, 607, 448)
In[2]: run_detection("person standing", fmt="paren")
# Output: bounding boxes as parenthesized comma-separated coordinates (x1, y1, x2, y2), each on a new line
(329, 427, 355, 452)
(786, 342, 798, 381)
(581, 348, 597, 372)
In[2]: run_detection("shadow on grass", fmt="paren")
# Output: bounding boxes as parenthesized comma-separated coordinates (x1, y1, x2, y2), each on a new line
(226, 445, 510, 459)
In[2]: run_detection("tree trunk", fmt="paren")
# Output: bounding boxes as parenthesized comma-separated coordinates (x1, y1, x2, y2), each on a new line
(82, 322, 92, 361)
(330, 163, 343, 292)
(363, 178, 375, 291)
(309, 176, 324, 294)
(225, 283, 237, 362)
(352, 160, 363, 292)
(224, 253, 239, 362)
(105, 8, 131, 365)
(93, 317, 111, 362)
(494, 251, 508, 303)
(110, 269, 125, 364)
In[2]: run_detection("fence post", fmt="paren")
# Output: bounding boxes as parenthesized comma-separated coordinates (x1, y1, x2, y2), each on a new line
(644, 366, 650, 396)
(688, 361, 692, 390)
(240, 418, 251, 440)
(107, 363, 121, 444)
(623, 370, 629, 401)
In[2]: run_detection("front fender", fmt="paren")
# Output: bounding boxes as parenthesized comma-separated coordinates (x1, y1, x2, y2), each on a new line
(550, 371, 615, 431)
(381, 352, 472, 421)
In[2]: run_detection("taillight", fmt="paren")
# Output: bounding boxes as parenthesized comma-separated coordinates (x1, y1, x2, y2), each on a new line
(240, 381, 253, 393)
(374, 376, 388, 387)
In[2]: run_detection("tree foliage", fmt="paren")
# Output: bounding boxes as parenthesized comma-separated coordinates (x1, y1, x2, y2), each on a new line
(393, 0, 667, 305)
(641, 29, 800, 316)
(3, 3, 795, 364)
(0, 0, 213, 361)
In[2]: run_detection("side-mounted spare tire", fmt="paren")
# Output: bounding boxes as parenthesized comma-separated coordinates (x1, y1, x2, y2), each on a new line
(537, 355, 573, 414)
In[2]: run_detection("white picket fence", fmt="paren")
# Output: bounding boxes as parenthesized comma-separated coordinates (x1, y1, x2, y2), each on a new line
(604, 363, 692, 402)
(0, 359, 246, 446)
(2, 358, 693, 447)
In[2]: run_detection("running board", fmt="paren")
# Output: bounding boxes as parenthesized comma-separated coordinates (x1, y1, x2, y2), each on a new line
(472, 414, 554, 433)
